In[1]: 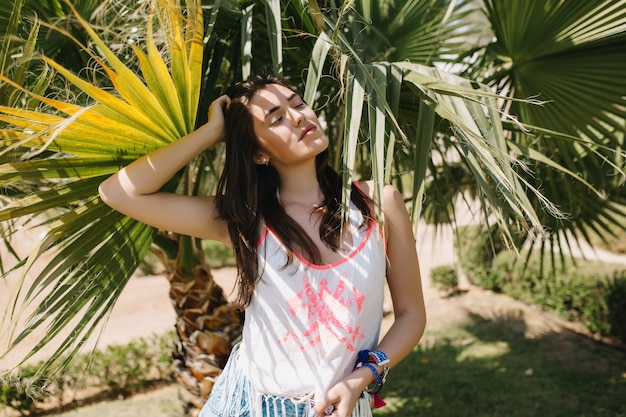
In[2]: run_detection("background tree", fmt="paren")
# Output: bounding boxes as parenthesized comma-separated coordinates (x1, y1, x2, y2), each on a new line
(432, 0, 626, 268)
(0, 0, 152, 272)
(1, 0, 624, 415)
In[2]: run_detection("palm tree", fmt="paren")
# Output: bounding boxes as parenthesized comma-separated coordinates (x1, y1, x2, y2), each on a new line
(0, 0, 624, 415)
(477, 0, 626, 259)
(429, 0, 626, 265)
(0, 0, 150, 74)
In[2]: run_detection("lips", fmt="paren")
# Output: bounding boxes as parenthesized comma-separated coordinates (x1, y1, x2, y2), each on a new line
(300, 125, 317, 140)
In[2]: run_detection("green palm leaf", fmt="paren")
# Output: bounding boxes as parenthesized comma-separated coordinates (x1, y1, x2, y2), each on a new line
(474, 0, 626, 252)
(353, 0, 482, 65)
(0, 0, 209, 373)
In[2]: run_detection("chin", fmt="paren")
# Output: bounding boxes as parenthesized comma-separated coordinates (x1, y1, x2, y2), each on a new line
(318, 136, 330, 150)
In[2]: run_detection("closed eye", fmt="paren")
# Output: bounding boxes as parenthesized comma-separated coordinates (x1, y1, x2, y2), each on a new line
(269, 99, 305, 125)
(270, 114, 284, 125)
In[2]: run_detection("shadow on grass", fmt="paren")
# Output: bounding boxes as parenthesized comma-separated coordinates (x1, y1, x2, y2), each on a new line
(378, 312, 626, 417)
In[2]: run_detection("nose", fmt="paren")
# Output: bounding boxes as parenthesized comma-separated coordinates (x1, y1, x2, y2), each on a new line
(288, 107, 304, 126)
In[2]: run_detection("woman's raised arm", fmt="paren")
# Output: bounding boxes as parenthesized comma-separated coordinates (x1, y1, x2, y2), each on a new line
(98, 95, 231, 244)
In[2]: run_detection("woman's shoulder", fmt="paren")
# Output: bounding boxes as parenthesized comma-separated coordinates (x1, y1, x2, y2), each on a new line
(354, 181, 407, 236)
(353, 180, 399, 203)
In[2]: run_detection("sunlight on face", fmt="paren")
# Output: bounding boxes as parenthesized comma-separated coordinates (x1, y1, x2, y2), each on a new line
(247, 84, 328, 167)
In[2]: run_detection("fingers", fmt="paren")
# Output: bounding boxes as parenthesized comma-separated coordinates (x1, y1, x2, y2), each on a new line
(310, 394, 336, 417)
(207, 95, 231, 120)
(215, 94, 231, 109)
(312, 401, 356, 417)
(205, 96, 230, 142)
(309, 404, 336, 417)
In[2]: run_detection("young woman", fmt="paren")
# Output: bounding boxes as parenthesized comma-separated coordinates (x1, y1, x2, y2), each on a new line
(99, 74, 426, 417)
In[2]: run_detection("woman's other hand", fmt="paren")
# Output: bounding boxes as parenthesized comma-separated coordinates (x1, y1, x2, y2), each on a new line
(311, 366, 373, 417)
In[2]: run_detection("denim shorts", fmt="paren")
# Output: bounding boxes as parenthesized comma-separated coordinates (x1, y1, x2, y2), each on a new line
(199, 344, 372, 417)
(200, 378, 371, 417)
(199, 389, 309, 417)
(198, 367, 309, 417)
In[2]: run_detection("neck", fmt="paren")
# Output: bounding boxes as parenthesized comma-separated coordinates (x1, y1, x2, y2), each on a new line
(275, 161, 323, 206)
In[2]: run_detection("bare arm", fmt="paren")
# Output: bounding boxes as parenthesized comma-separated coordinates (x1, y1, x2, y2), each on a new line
(312, 183, 426, 417)
(373, 183, 426, 365)
(98, 95, 231, 244)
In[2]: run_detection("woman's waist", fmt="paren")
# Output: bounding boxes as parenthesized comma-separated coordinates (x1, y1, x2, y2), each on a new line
(237, 338, 320, 397)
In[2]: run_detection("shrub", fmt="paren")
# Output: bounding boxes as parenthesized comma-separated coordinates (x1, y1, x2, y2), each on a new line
(607, 273, 626, 339)
(0, 367, 53, 416)
(456, 225, 626, 343)
(455, 225, 510, 291)
(202, 241, 236, 268)
(430, 265, 459, 293)
(0, 332, 177, 415)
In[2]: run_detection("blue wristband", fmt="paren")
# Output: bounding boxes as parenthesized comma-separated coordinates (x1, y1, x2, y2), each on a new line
(357, 362, 380, 384)
(356, 350, 389, 393)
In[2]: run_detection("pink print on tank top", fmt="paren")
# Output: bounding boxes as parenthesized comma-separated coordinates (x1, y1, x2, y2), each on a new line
(278, 272, 366, 352)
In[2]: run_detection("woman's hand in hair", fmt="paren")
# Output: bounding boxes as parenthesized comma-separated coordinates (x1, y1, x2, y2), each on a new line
(205, 94, 231, 142)
(98, 94, 232, 242)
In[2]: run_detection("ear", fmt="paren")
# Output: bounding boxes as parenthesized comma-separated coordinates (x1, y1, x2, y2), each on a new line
(253, 152, 269, 166)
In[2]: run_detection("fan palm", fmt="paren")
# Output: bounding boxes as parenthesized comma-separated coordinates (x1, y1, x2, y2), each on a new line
(0, 0, 623, 416)
(449, 0, 626, 263)
(0, 0, 154, 272)
(0, 0, 149, 74)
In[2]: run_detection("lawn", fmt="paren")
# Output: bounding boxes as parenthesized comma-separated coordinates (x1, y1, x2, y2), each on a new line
(379, 313, 626, 417)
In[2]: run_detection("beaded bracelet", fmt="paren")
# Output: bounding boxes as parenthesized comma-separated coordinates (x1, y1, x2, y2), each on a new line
(356, 349, 390, 394)
(357, 349, 390, 368)
(367, 350, 390, 367)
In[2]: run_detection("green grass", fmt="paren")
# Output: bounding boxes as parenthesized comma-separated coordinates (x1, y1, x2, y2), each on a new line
(48, 386, 182, 417)
(379, 314, 626, 417)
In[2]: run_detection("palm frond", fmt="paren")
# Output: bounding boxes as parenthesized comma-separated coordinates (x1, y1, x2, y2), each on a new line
(354, 0, 483, 65)
(476, 0, 626, 253)
(0, 0, 208, 374)
(305, 1, 554, 243)
(265, 0, 283, 74)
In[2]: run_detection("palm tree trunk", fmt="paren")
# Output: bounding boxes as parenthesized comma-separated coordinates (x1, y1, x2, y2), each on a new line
(155, 247, 243, 416)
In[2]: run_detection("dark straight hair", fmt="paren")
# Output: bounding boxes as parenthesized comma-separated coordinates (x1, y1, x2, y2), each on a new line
(215, 74, 372, 307)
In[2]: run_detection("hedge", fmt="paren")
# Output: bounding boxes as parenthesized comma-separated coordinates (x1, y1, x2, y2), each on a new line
(456, 225, 626, 343)
(0, 332, 176, 416)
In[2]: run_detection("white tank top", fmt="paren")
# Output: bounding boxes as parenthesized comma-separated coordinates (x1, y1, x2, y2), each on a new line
(238, 201, 386, 400)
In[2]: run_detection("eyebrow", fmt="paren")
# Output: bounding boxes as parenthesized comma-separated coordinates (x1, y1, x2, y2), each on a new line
(265, 93, 298, 119)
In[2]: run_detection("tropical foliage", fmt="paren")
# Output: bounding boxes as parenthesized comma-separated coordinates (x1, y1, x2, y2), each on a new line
(0, 0, 150, 73)
(0, 0, 624, 414)
(456, 0, 626, 259)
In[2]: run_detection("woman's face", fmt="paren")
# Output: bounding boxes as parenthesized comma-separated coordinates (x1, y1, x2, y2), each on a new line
(247, 83, 328, 167)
